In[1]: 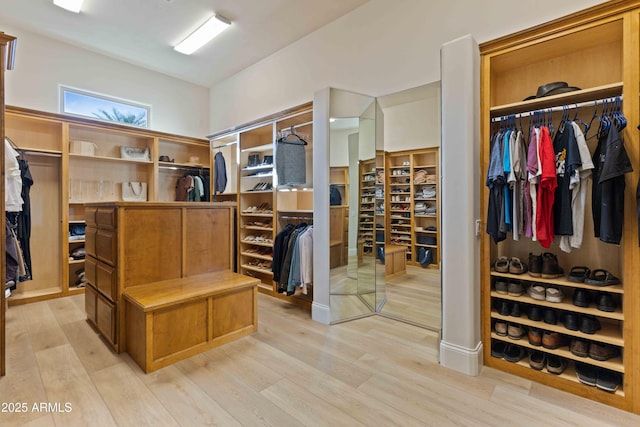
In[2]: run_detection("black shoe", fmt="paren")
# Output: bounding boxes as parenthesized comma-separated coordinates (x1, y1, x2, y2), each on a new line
(562, 312, 579, 331)
(596, 369, 622, 393)
(579, 314, 601, 334)
(546, 355, 568, 375)
(541, 252, 564, 279)
(498, 301, 510, 316)
(510, 303, 522, 317)
(575, 362, 597, 386)
(595, 292, 616, 312)
(491, 341, 507, 358)
(528, 306, 542, 321)
(503, 344, 526, 362)
(572, 289, 592, 307)
(543, 309, 558, 325)
(528, 253, 542, 277)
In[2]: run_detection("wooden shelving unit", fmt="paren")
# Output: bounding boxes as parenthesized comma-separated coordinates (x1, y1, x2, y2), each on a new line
(359, 159, 377, 257)
(3, 106, 211, 306)
(480, 1, 640, 413)
(384, 148, 440, 268)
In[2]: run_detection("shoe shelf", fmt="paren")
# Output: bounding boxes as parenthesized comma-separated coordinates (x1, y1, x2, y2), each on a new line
(240, 212, 273, 218)
(240, 252, 273, 262)
(68, 153, 153, 165)
(414, 164, 437, 169)
(415, 243, 438, 249)
(490, 291, 623, 321)
(490, 271, 624, 295)
(415, 229, 437, 234)
(501, 357, 625, 397)
(490, 333, 624, 374)
(490, 309, 623, 346)
(243, 225, 273, 232)
(241, 240, 273, 248)
(241, 264, 273, 275)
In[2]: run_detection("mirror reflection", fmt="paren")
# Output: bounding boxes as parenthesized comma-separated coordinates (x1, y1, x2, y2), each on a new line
(329, 89, 378, 323)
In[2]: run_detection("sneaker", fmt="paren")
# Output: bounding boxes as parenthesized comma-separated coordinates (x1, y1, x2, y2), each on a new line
(528, 285, 546, 301)
(528, 253, 542, 277)
(575, 363, 597, 386)
(494, 281, 508, 294)
(507, 282, 524, 296)
(541, 253, 564, 279)
(545, 287, 564, 303)
(596, 369, 622, 393)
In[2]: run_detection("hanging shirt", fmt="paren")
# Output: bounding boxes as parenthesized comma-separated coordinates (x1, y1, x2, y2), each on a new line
(298, 226, 313, 294)
(486, 130, 506, 243)
(502, 130, 513, 230)
(592, 125, 633, 244)
(509, 130, 527, 240)
(526, 127, 541, 240)
(4, 138, 23, 212)
(553, 121, 580, 236)
(276, 139, 306, 185)
(214, 151, 227, 195)
(560, 122, 594, 252)
(536, 126, 557, 248)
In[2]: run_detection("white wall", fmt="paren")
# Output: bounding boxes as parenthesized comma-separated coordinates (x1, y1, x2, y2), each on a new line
(209, 0, 603, 133)
(329, 128, 355, 167)
(2, 23, 209, 139)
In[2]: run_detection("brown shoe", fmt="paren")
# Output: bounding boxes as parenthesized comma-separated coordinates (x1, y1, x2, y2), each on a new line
(588, 342, 620, 361)
(542, 331, 566, 349)
(528, 328, 542, 346)
(541, 253, 564, 279)
(508, 323, 524, 340)
(570, 338, 590, 357)
(494, 321, 507, 336)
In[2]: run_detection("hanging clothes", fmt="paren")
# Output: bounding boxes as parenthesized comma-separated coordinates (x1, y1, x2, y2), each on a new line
(17, 158, 34, 279)
(298, 226, 313, 295)
(214, 151, 227, 196)
(272, 223, 295, 282)
(592, 125, 633, 244)
(5, 138, 23, 212)
(559, 122, 594, 252)
(176, 175, 194, 201)
(552, 120, 580, 237)
(486, 130, 506, 244)
(276, 137, 306, 185)
(536, 126, 557, 248)
(508, 129, 527, 240)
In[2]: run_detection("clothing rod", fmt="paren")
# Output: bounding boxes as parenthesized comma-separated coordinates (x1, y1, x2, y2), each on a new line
(278, 120, 313, 133)
(22, 150, 62, 158)
(211, 140, 237, 149)
(279, 216, 313, 221)
(159, 165, 210, 172)
(490, 95, 623, 122)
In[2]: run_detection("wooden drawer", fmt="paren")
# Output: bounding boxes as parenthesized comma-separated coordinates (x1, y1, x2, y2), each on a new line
(85, 206, 97, 228)
(85, 227, 97, 257)
(96, 207, 117, 230)
(95, 229, 116, 265)
(96, 292, 116, 345)
(85, 283, 97, 326)
(85, 256, 117, 302)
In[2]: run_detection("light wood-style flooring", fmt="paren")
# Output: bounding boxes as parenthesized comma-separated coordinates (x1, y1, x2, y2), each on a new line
(380, 266, 441, 330)
(2, 294, 639, 426)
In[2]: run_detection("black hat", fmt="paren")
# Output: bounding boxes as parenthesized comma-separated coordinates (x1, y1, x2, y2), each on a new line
(523, 81, 581, 101)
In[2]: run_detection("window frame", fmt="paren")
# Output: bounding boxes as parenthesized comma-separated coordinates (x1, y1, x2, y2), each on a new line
(59, 85, 151, 128)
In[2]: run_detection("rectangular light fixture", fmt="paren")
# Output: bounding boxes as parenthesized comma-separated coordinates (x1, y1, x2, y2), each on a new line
(174, 14, 231, 55)
(53, 0, 84, 13)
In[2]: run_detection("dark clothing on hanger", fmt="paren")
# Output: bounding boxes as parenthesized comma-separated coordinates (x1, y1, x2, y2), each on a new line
(214, 151, 227, 196)
(592, 125, 633, 244)
(553, 122, 580, 236)
(486, 130, 506, 243)
(6, 222, 19, 289)
(272, 224, 295, 282)
(18, 159, 33, 278)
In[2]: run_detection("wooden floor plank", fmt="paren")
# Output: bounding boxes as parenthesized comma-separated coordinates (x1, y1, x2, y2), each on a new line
(0, 293, 638, 426)
(261, 378, 366, 427)
(34, 344, 117, 426)
(91, 362, 179, 426)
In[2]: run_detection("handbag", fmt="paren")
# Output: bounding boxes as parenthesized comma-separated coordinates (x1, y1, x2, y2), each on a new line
(122, 182, 148, 201)
(120, 146, 150, 161)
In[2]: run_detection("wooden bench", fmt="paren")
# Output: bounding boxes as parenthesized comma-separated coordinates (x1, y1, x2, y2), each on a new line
(123, 271, 259, 373)
(384, 244, 407, 279)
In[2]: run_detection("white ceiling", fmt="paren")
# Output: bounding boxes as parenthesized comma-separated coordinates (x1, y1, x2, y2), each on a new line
(0, 0, 369, 87)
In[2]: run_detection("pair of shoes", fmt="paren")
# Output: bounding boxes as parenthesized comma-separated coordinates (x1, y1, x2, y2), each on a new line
(571, 339, 620, 361)
(493, 256, 528, 275)
(584, 269, 621, 286)
(497, 301, 522, 317)
(575, 363, 622, 392)
(527, 285, 564, 302)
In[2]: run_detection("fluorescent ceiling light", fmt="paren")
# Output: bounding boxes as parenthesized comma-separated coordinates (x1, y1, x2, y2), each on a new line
(53, 0, 84, 13)
(174, 14, 231, 55)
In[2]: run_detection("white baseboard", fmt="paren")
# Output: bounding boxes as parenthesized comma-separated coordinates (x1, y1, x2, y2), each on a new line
(312, 302, 330, 324)
(439, 340, 483, 376)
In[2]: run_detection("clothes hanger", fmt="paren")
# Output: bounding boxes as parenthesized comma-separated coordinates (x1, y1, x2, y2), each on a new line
(278, 125, 308, 146)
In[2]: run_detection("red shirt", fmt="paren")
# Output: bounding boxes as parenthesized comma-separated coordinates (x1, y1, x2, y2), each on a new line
(536, 126, 557, 248)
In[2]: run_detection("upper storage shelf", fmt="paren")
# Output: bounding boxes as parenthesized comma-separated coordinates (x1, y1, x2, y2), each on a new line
(488, 19, 623, 108)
